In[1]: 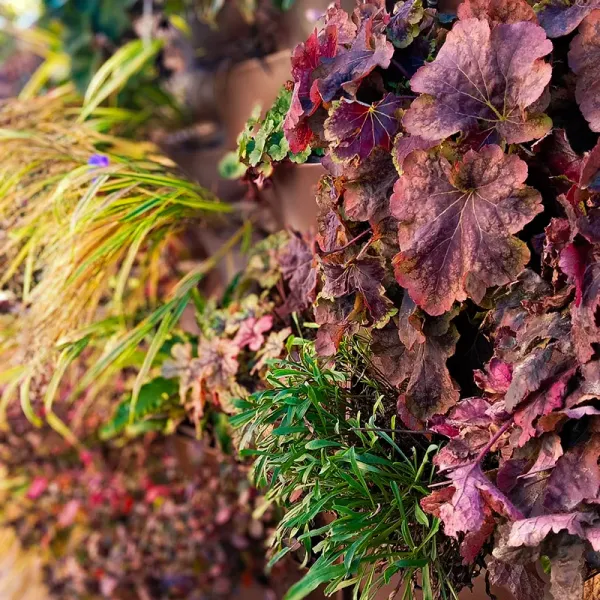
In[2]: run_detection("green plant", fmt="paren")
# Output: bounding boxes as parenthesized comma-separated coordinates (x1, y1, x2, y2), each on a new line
(233, 338, 462, 600)
(219, 85, 311, 182)
(0, 85, 236, 441)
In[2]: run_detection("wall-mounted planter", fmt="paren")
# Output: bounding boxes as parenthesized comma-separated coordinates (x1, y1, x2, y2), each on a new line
(265, 161, 325, 233)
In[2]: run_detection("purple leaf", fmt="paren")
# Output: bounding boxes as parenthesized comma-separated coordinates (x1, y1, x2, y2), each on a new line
(403, 19, 553, 143)
(457, 0, 537, 25)
(324, 94, 403, 162)
(569, 11, 600, 133)
(507, 512, 595, 548)
(317, 10, 394, 103)
(391, 145, 543, 315)
(439, 463, 523, 538)
(537, 0, 600, 38)
(543, 434, 600, 512)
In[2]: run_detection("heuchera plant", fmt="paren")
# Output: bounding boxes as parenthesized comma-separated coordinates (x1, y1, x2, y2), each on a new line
(275, 0, 600, 598)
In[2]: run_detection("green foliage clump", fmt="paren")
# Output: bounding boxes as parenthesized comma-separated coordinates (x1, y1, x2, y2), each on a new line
(233, 338, 457, 600)
(220, 85, 311, 180)
(41, 0, 137, 92)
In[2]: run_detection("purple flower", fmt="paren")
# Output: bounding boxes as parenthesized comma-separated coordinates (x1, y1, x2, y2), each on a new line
(88, 154, 110, 168)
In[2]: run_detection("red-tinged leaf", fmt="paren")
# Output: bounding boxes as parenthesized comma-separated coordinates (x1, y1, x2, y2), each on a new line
(571, 258, 600, 363)
(513, 368, 574, 447)
(402, 326, 460, 420)
(371, 315, 459, 419)
(420, 485, 455, 518)
(397, 293, 425, 350)
(457, 0, 536, 25)
(537, 0, 600, 38)
(532, 129, 585, 184)
(371, 322, 414, 386)
(279, 234, 318, 313)
(284, 26, 340, 153)
(581, 139, 600, 193)
(521, 433, 564, 479)
(396, 395, 427, 431)
(439, 463, 523, 538)
(507, 512, 595, 548)
(565, 360, 600, 408)
(325, 94, 403, 162)
(321, 254, 392, 323)
(487, 558, 546, 600)
(341, 148, 398, 222)
(391, 133, 439, 174)
(496, 459, 529, 495)
(233, 315, 273, 352)
(474, 358, 513, 395)
(403, 19, 552, 143)
(559, 242, 590, 306)
(544, 434, 600, 511)
(547, 535, 586, 600)
(391, 145, 543, 315)
(460, 507, 496, 564)
(569, 11, 600, 132)
(387, 0, 425, 48)
(505, 344, 576, 412)
(317, 11, 394, 103)
(314, 296, 359, 356)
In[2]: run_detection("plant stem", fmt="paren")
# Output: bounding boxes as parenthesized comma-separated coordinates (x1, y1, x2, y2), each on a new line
(320, 229, 372, 256)
(474, 417, 514, 464)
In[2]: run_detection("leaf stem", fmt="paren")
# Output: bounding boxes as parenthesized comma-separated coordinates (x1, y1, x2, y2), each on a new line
(320, 228, 372, 256)
(474, 417, 514, 464)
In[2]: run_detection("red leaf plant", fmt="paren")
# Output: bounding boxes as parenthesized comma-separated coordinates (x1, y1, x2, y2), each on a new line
(273, 0, 600, 597)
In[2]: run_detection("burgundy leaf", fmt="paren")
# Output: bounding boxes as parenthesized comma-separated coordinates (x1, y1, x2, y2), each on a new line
(397, 293, 425, 350)
(341, 148, 398, 222)
(401, 325, 460, 420)
(391, 133, 439, 174)
(321, 254, 392, 323)
(314, 296, 359, 356)
(279, 234, 318, 313)
(546, 535, 586, 600)
(505, 344, 575, 412)
(513, 368, 574, 446)
(544, 434, 600, 511)
(457, 0, 537, 25)
(420, 485, 455, 518)
(571, 258, 600, 363)
(532, 128, 585, 184)
(497, 459, 529, 494)
(474, 358, 513, 395)
(438, 463, 523, 538)
(581, 139, 600, 193)
(317, 11, 394, 103)
(403, 19, 553, 143)
(391, 145, 543, 315)
(372, 315, 459, 420)
(537, 0, 600, 38)
(559, 242, 590, 306)
(370, 321, 414, 386)
(460, 508, 496, 564)
(507, 512, 595, 548)
(487, 558, 546, 600)
(569, 11, 600, 133)
(521, 433, 564, 479)
(324, 94, 403, 162)
(284, 27, 339, 153)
